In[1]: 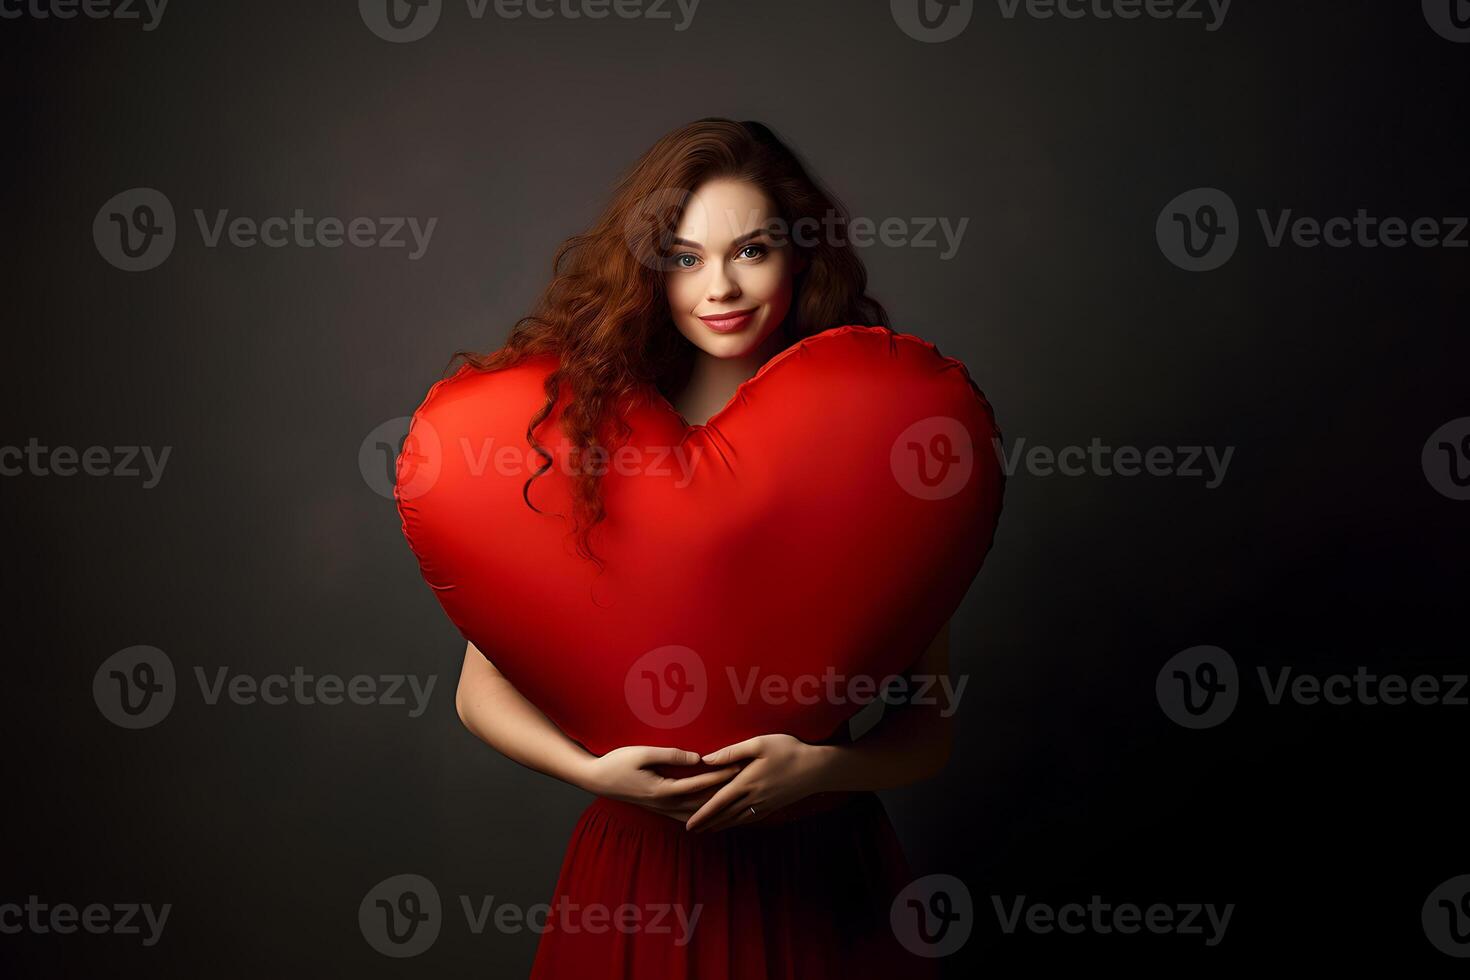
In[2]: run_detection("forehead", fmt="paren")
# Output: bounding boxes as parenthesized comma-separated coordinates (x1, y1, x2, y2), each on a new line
(674, 178, 778, 244)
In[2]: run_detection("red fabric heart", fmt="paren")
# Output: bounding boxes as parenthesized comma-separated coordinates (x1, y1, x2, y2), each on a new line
(395, 325, 1004, 757)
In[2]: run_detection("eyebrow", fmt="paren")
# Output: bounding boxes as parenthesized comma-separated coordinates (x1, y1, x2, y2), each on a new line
(669, 229, 770, 251)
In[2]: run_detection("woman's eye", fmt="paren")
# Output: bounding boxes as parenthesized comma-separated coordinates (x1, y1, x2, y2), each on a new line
(673, 253, 700, 269)
(738, 244, 768, 260)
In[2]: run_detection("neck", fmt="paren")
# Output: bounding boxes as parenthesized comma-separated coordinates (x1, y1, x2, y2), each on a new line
(677, 326, 792, 426)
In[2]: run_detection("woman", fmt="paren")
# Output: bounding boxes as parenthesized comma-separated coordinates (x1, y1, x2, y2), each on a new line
(443, 119, 964, 977)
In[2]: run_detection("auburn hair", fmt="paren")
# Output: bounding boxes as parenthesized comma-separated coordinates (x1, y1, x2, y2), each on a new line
(451, 118, 889, 569)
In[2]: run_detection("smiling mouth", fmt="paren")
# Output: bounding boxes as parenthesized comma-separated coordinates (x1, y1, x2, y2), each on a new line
(698, 308, 758, 333)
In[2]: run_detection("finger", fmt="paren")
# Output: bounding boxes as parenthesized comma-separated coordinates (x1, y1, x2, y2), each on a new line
(700, 737, 765, 766)
(703, 799, 764, 834)
(669, 787, 721, 815)
(685, 780, 753, 832)
(644, 801, 698, 821)
(655, 766, 740, 798)
(632, 799, 693, 822)
(633, 786, 719, 822)
(639, 747, 702, 768)
(662, 796, 713, 821)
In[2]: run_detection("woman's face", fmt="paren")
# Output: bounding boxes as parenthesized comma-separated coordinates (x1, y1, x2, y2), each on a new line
(664, 177, 805, 359)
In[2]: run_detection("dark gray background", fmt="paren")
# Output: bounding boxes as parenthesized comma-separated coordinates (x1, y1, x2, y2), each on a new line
(3, 0, 1467, 973)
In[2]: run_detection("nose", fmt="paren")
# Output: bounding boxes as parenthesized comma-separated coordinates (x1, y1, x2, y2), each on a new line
(706, 262, 741, 304)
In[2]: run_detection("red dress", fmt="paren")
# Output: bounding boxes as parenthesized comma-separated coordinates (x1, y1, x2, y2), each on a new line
(529, 788, 939, 979)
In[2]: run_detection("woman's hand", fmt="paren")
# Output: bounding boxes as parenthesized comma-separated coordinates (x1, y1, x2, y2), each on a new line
(683, 735, 834, 834)
(579, 746, 740, 823)
(684, 620, 960, 834)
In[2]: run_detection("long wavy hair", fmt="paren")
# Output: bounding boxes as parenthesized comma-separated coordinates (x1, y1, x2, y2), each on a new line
(453, 118, 890, 569)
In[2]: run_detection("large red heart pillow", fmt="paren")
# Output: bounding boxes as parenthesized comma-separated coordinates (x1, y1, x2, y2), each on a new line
(394, 324, 1004, 757)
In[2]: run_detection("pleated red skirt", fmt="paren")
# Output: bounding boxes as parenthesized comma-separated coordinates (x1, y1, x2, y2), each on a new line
(528, 790, 939, 979)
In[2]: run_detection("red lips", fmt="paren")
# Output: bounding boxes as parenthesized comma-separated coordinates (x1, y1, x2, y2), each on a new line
(697, 308, 757, 333)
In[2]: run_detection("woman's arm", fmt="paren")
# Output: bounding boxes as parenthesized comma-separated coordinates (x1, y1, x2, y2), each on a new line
(455, 641, 737, 819)
(685, 619, 958, 832)
(454, 640, 601, 789)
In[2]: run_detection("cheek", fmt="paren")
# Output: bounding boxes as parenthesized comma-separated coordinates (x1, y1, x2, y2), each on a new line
(665, 271, 702, 313)
(741, 259, 795, 306)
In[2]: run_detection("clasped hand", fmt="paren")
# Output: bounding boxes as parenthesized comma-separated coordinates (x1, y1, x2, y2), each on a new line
(580, 735, 831, 834)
